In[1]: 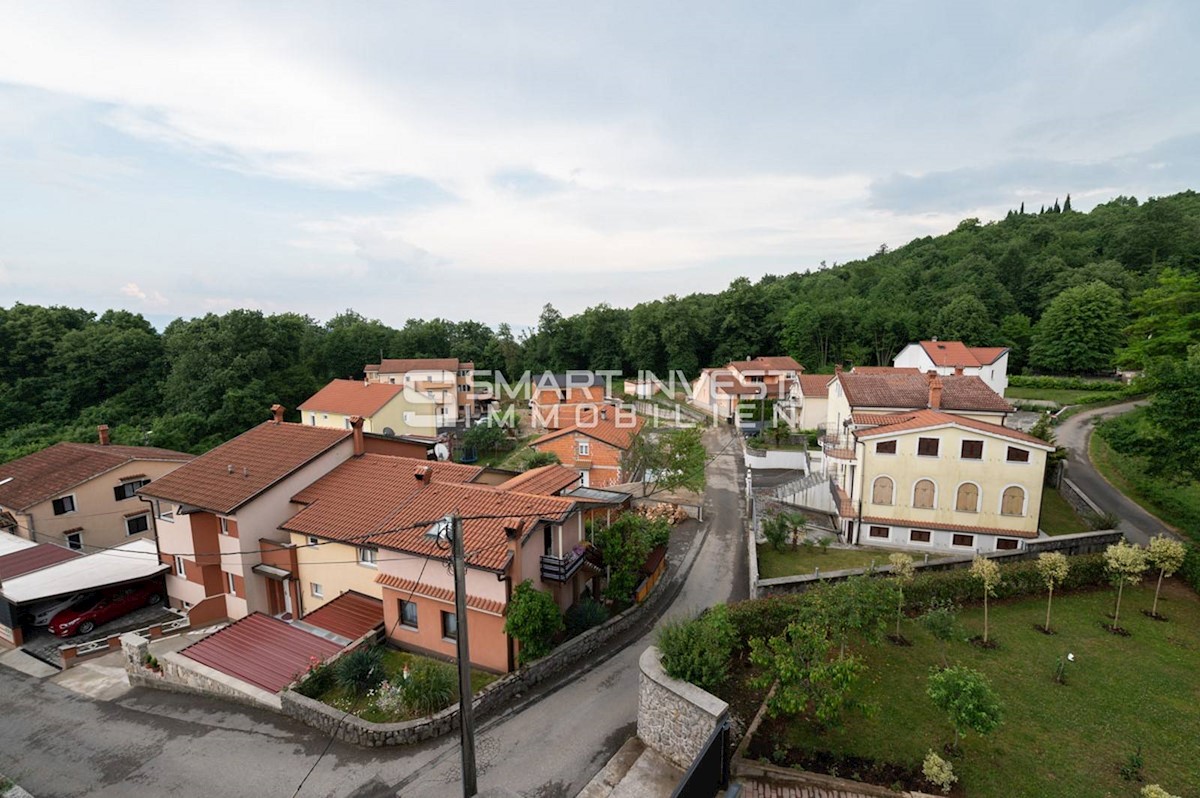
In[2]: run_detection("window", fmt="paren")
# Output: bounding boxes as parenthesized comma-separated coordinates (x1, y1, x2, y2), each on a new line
(155, 500, 175, 523)
(441, 610, 458, 640)
(543, 524, 553, 556)
(113, 479, 149, 501)
(306, 536, 319, 547)
(389, 377, 396, 384)
(913, 479, 936, 509)
(955, 483, 979, 513)
(310, 414, 317, 425)
(871, 476, 894, 505)
(219, 517, 231, 535)
(996, 538, 1020, 550)
(52, 495, 76, 515)
(358, 547, 378, 567)
(345, 417, 352, 429)
(400, 600, 418, 629)
(174, 555, 185, 576)
(311, 583, 324, 598)
(909, 529, 932, 543)
(1006, 446, 1030, 463)
(577, 439, 591, 456)
(227, 572, 237, 596)
(65, 531, 83, 550)
(960, 440, 983, 460)
(875, 440, 897, 455)
(917, 438, 940, 457)
(952, 533, 975, 548)
(125, 513, 151, 536)
(869, 526, 889, 539)
(1001, 486, 1026, 516)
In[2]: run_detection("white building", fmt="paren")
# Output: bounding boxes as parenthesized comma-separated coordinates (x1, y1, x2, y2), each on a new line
(893, 340, 1010, 397)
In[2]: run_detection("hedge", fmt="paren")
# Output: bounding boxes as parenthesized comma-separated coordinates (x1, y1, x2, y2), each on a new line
(727, 554, 1110, 644)
(1180, 545, 1200, 594)
(1009, 375, 1128, 392)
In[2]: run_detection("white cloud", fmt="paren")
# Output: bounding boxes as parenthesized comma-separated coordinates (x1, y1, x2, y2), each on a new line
(120, 282, 168, 307)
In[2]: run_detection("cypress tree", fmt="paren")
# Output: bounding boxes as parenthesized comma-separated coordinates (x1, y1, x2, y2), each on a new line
(1052, 198, 1061, 213)
(1063, 194, 1072, 212)
(1019, 201, 1025, 215)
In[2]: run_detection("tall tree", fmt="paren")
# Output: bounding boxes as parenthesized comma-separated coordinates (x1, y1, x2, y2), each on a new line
(1029, 281, 1126, 373)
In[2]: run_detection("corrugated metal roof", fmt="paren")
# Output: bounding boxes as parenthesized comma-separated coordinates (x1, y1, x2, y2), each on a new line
(180, 613, 342, 693)
(302, 591, 384, 641)
(0, 539, 167, 604)
(0, 543, 82, 580)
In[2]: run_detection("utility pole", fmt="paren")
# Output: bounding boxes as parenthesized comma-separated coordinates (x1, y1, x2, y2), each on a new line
(450, 514, 478, 797)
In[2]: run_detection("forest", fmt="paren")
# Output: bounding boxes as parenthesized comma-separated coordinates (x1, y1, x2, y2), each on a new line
(1, 190, 1198, 462)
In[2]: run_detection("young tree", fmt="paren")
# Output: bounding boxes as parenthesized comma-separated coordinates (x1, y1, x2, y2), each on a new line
(504, 580, 564, 664)
(760, 511, 791, 553)
(970, 556, 1002, 644)
(927, 665, 1003, 751)
(1036, 552, 1070, 633)
(1105, 540, 1148, 630)
(749, 621, 866, 728)
(1145, 535, 1187, 618)
(818, 575, 893, 658)
(592, 513, 669, 603)
(919, 600, 963, 667)
(621, 427, 707, 497)
(889, 552, 915, 641)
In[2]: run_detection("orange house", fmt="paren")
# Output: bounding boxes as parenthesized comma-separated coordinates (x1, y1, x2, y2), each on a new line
(530, 406, 645, 488)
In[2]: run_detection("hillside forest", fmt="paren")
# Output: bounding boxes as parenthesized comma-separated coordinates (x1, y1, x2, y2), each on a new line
(1, 191, 1198, 465)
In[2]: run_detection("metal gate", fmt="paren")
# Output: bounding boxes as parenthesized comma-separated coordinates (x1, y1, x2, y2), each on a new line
(671, 717, 731, 798)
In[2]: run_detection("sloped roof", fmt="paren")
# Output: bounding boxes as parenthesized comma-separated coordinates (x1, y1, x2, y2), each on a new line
(969, 346, 1009, 365)
(499, 464, 582, 495)
(299, 379, 405, 417)
(853, 409, 1054, 448)
(918, 340, 982, 367)
(836, 373, 1011, 413)
(531, 410, 646, 451)
(179, 613, 342, 693)
(0, 539, 167, 604)
(0, 543, 81, 580)
(0, 531, 35, 557)
(375, 573, 505, 615)
(0, 442, 192, 512)
(367, 358, 460, 373)
(139, 422, 350, 514)
(727, 356, 803, 373)
(796, 374, 832, 398)
(301, 591, 384, 640)
(850, 366, 922, 375)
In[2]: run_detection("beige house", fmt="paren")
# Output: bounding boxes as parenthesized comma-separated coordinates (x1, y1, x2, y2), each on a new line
(824, 367, 1011, 437)
(0, 426, 192, 553)
(365, 358, 486, 427)
(300, 378, 437, 437)
(784, 374, 832, 430)
(691, 356, 801, 423)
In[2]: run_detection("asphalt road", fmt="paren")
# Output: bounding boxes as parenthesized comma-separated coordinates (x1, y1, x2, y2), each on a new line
(1055, 400, 1174, 545)
(0, 426, 747, 798)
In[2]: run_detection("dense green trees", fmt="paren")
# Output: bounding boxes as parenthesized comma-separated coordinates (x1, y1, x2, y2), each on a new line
(1029, 281, 1126, 373)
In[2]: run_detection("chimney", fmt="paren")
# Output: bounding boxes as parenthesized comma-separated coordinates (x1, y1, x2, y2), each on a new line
(834, 364, 843, 375)
(414, 464, 432, 482)
(954, 366, 964, 376)
(97, 425, 110, 446)
(271, 404, 285, 424)
(929, 375, 943, 410)
(599, 406, 608, 421)
(349, 415, 365, 457)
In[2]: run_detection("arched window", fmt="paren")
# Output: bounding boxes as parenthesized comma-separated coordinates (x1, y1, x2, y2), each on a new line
(913, 479, 936, 509)
(955, 483, 979, 513)
(872, 476, 894, 505)
(1001, 486, 1026, 516)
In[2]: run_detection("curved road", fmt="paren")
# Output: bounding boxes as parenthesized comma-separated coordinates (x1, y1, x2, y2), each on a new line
(1055, 400, 1173, 545)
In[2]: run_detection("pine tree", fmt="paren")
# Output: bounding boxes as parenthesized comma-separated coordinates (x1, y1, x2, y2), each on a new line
(1063, 194, 1072, 212)
(1039, 205, 1045, 214)
(1019, 201, 1025, 215)
(1052, 198, 1061, 213)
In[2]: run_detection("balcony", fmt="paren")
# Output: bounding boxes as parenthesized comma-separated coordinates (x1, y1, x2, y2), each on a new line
(540, 545, 589, 582)
(821, 433, 857, 461)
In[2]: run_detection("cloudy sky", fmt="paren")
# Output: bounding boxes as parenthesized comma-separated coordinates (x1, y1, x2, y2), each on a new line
(2, 1, 1198, 329)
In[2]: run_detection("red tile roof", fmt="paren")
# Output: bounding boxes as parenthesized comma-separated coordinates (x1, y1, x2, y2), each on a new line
(850, 366, 922, 375)
(375, 572, 505, 615)
(0, 543, 82, 579)
(968, 346, 1008, 365)
(852, 409, 1053, 448)
(919, 340, 982, 367)
(366, 358, 461, 373)
(499, 464, 582, 495)
(727, 356, 803, 373)
(301, 591, 384, 640)
(531, 409, 645, 451)
(0, 442, 192, 511)
(139, 422, 350, 514)
(836, 373, 1011, 413)
(860, 516, 1038, 539)
(299, 379, 405, 417)
(796, 374, 832, 398)
(179, 613, 342, 693)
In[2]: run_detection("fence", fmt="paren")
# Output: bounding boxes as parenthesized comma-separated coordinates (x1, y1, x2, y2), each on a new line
(672, 718, 731, 798)
(60, 610, 190, 669)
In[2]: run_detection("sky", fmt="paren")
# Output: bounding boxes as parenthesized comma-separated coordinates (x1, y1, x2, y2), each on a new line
(1, 1, 1199, 330)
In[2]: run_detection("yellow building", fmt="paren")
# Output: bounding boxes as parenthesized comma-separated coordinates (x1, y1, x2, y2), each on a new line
(299, 378, 437, 437)
(365, 358, 485, 427)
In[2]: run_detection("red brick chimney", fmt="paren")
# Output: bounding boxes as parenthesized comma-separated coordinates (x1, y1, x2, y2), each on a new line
(834, 364, 843, 374)
(928, 375, 943, 410)
(414, 464, 432, 482)
(271, 404, 285, 424)
(349, 415, 365, 456)
(97, 425, 110, 446)
(954, 366, 965, 376)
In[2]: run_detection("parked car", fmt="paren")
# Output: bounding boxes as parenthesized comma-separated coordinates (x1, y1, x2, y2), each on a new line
(22, 593, 86, 627)
(48, 581, 163, 638)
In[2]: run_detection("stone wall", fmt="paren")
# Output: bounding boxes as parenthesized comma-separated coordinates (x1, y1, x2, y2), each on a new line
(1061, 476, 1103, 518)
(120, 632, 281, 711)
(637, 646, 729, 771)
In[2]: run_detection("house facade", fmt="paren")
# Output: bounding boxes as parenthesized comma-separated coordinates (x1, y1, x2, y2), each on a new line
(690, 356, 801, 424)
(785, 374, 832, 430)
(0, 426, 192, 554)
(300, 378, 437, 437)
(530, 406, 644, 488)
(528, 373, 612, 430)
(365, 358, 484, 427)
(893, 340, 1010, 397)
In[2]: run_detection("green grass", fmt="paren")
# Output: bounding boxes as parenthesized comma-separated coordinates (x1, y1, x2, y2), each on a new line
(1039, 486, 1091, 536)
(1091, 433, 1200, 541)
(757, 544, 947, 579)
(1006, 387, 1114, 405)
(775, 581, 1200, 798)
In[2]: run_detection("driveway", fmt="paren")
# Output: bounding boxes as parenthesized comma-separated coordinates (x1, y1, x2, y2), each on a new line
(0, 426, 748, 798)
(1056, 400, 1174, 545)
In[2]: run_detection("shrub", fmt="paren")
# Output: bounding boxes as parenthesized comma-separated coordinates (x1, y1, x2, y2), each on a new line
(1142, 785, 1180, 798)
(402, 659, 456, 716)
(504, 579, 564, 664)
(335, 646, 385, 697)
(564, 598, 609, 637)
(1009, 375, 1127, 392)
(296, 661, 335, 697)
(927, 665, 1002, 749)
(1084, 510, 1121, 531)
(1179, 545, 1200, 594)
(658, 605, 737, 691)
(922, 750, 957, 794)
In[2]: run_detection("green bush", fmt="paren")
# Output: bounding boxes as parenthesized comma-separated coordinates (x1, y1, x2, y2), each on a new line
(1179, 545, 1200, 594)
(1009, 375, 1128, 392)
(565, 598, 609, 637)
(658, 605, 738, 691)
(335, 646, 385, 696)
(297, 661, 336, 698)
(504, 579, 565, 664)
(402, 659, 456, 716)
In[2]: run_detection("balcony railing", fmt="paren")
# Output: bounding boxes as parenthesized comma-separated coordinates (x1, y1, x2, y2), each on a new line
(540, 546, 588, 582)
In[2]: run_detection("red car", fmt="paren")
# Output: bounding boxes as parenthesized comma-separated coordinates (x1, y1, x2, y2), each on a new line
(49, 581, 163, 638)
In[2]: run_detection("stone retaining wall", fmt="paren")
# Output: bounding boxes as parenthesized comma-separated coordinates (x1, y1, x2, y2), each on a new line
(637, 646, 729, 771)
(734, 759, 940, 798)
(1061, 476, 1103, 517)
(121, 633, 280, 711)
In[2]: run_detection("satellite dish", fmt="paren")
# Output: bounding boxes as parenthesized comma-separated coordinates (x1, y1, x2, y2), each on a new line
(434, 443, 450, 461)
(382, 427, 396, 437)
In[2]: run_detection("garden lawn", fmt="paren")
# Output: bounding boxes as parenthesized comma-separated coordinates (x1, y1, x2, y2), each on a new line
(774, 581, 1200, 798)
(1039, 486, 1090, 536)
(1091, 433, 1200, 542)
(1006, 387, 1114, 405)
(756, 545, 947, 579)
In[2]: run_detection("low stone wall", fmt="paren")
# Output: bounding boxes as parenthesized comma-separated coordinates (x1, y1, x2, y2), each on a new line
(734, 758, 940, 798)
(1061, 476, 1103, 517)
(121, 632, 281, 711)
(637, 646, 729, 770)
(744, 447, 810, 471)
(757, 530, 1124, 597)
